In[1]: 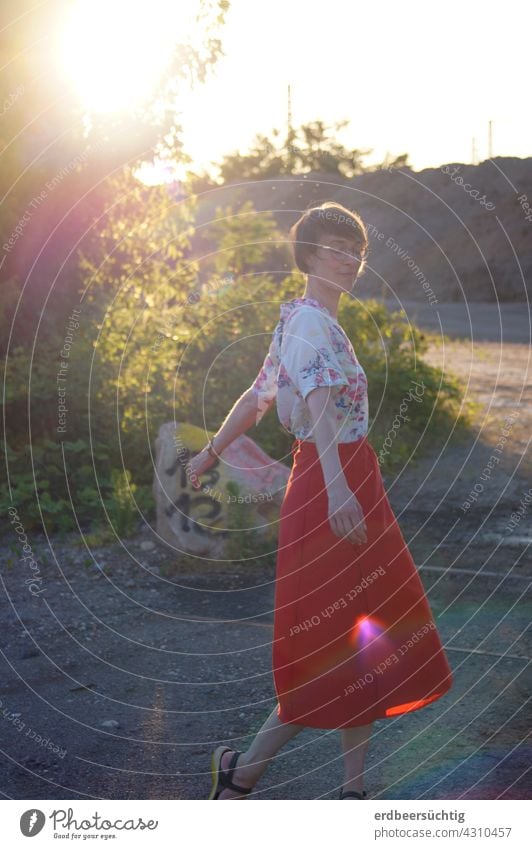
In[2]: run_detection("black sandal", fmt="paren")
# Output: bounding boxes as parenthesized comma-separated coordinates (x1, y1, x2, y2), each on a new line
(339, 788, 367, 799)
(209, 746, 254, 799)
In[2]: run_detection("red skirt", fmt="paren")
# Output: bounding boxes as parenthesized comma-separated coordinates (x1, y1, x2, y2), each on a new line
(272, 436, 453, 728)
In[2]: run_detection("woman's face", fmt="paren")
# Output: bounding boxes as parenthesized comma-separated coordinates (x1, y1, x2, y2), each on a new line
(307, 233, 366, 294)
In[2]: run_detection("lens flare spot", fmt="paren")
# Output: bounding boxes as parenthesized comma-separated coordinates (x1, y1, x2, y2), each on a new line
(349, 614, 385, 646)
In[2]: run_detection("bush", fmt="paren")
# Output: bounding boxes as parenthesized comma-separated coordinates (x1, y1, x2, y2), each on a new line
(1, 190, 476, 547)
(0, 437, 151, 537)
(223, 479, 274, 564)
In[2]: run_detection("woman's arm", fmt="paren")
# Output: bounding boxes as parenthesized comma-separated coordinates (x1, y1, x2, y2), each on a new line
(186, 388, 273, 490)
(306, 386, 347, 488)
(306, 387, 367, 545)
(211, 387, 271, 452)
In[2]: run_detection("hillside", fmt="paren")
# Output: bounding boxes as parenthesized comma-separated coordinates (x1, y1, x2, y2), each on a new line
(193, 157, 532, 302)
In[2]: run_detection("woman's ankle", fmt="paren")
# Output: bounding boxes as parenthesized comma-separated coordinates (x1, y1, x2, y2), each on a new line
(237, 750, 268, 784)
(342, 776, 365, 793)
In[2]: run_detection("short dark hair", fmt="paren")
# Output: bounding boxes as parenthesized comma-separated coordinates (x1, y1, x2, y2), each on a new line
(289, 201, 369, 274)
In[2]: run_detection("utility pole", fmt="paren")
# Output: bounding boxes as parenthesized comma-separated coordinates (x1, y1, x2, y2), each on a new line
(287, 83, 295, 172)
(287, 84, 293, 139)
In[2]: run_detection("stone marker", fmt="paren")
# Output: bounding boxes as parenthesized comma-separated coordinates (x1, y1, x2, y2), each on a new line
(153, 422, 290, 556)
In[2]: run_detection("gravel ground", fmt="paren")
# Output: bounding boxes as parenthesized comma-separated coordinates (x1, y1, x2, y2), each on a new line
(1, 303, 531, 800)
(1, 529, 530, 800)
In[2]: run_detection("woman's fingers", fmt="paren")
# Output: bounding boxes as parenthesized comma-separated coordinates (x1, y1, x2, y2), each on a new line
(351, 516, 367, 544)
(345, 521, 366, 545)
(186, 450, 217, 490)
(186, 460, 203, 490)
(350, 504, 367, 543)
(335, 520, 365, 545)
(351, 524, 367, 545)
(329, 504, 367, 545)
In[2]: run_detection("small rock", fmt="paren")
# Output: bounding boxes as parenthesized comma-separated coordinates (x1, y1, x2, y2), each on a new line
(100, 719, 120, 729)
(140, 541, 156, 551)
(69, 683, 96, 692)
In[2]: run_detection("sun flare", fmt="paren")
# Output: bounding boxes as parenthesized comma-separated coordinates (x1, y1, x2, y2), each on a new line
(56, 0, 196, 114)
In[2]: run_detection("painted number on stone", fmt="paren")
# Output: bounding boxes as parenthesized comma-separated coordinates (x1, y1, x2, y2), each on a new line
(164, 447, 228, 536)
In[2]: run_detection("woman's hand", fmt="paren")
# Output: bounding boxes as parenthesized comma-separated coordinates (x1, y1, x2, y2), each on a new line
(186, 448, 217, 491)
(327, 480, 367, 545)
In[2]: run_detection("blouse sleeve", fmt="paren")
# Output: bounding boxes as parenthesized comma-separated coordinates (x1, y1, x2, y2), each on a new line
(250, 327, 279, 423)
(281, 308, 349, 401)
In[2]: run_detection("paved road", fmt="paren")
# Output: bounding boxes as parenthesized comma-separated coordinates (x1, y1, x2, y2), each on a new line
(376, 299, 532, 345)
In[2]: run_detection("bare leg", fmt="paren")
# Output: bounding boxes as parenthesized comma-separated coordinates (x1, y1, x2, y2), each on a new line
(217, 703, 304, 799)
(340, 722, 373, 795)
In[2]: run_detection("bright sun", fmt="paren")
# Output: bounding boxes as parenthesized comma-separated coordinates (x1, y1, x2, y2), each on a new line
(56, 0, 197, 114)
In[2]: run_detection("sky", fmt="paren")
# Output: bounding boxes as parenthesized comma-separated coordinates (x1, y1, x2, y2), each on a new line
(56, 0, 531, 178)
(172, 0, 531, 175)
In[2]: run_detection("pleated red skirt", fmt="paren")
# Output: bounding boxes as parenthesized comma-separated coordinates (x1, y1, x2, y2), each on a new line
(272, 436, 454, 728)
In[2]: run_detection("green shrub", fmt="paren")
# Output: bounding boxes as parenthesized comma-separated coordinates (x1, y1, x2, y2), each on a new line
(223, 479, 274, 564)
(105, 469, 137, 538)
(1, 189, 476, 548)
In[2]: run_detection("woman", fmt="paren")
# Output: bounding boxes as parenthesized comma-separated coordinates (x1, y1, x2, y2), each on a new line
(187, 201, 453, 800)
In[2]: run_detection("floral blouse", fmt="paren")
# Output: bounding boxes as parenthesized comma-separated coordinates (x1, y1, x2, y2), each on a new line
(250, 297, 369, 442)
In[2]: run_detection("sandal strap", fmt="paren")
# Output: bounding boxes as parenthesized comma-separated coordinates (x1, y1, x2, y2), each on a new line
(340, 789, 367, 799)
(218, 749, 253, 795)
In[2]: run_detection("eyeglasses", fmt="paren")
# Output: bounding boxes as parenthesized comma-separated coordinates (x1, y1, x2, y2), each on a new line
(315, 244, 368, 264)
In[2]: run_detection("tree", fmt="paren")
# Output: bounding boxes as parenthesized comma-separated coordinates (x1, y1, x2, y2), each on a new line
(217, 119, 375, 182)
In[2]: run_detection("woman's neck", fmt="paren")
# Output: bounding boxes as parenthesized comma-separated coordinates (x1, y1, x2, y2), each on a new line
(302, 277, 342, 319)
